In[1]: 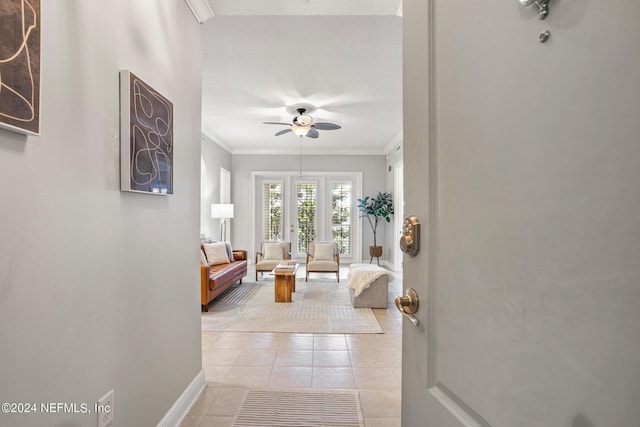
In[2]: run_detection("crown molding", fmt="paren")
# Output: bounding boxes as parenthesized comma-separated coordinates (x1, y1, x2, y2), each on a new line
(383, 129, 403, 155)
(201, 125, 402, 157)
(185, 0, 214, 23)
(232, 147, 388, 156)
(201, 124, 234, 153)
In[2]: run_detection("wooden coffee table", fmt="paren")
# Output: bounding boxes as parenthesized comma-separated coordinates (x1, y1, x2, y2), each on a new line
(272, 263, 299, 303)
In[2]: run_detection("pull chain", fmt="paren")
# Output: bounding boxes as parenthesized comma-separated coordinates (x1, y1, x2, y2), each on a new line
(299, 139, 303, 177)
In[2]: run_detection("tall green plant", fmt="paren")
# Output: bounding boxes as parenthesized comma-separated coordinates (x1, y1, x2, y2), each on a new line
(357, 191, 394, 247)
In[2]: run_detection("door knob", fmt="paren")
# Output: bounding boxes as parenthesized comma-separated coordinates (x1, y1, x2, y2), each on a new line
(395, 288, 420, 326)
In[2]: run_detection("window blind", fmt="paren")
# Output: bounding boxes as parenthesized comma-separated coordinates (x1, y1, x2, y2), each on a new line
(262, 183, 283, 241)
(332, 183, 351, 255)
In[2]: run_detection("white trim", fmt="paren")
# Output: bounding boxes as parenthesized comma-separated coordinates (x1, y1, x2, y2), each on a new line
(380, 259, 396, 270)
(156, 369, 205, 427)
(383, 129, 404, 155)
(428, 385, 490, 427)
(201, 124, 234, 153)
(184, 0, 214, 23)
(250, 171, 257, 262)
(232, 147, 392, 156)
(202, 128, 402, 156)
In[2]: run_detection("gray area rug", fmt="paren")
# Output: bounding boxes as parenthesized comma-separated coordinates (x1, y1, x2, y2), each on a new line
(201, 279, 384, 334)
(233, 389, 364, 427)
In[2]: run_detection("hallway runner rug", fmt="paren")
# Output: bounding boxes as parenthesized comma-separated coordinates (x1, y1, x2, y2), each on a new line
(232, 389, 364, 427)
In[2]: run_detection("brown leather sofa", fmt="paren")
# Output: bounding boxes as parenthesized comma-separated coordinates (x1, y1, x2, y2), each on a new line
(200, 248, 247, 312)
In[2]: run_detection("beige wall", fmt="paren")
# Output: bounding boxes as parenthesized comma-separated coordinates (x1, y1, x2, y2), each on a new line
(0, 1, 203, 426)
(201, 135, 233, 238)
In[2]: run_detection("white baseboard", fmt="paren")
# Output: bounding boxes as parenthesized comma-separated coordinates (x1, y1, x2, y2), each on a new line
(157, 369, 205, 427)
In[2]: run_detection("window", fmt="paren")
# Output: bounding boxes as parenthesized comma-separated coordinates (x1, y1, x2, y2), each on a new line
(296, 182, 317, 253)
(262, 182, 283, 241)
(252, 172, 362, 262)
(332, 183, 351, 254)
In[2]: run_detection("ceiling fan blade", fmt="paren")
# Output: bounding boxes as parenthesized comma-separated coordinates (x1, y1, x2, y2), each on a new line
(264, 122, 292, 126)
(306, 128, 320, 138)
(275, 128, 292, 136)
(313, 122, 341, 130)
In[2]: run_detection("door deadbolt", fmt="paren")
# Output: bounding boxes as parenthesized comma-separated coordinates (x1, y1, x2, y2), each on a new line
(395, 288, 420, 326)
(399, 216, 420, 256)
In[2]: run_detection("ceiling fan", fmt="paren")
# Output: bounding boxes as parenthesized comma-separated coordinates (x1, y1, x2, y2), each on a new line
(264, 108, 341, 138)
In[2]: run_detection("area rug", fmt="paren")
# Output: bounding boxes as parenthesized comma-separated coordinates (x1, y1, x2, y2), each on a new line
(232, 389, 364, 427)
(201, 279, 384, 334)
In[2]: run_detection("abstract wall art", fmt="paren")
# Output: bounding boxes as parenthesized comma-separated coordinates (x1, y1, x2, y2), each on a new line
(120, 70, 174, 195)
(0, 0, 41, 135)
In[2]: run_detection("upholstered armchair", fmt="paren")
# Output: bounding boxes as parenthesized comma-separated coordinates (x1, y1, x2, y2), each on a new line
(255, 241, 292, 280)
(305, 241, 340, 282)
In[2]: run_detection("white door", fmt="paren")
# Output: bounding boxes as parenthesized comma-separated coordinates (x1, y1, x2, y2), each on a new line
(402, 1, 640, 426)
(393, 161, 404, 270)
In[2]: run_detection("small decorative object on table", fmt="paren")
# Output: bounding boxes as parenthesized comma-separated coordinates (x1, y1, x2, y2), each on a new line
(275, 263, 296, 271)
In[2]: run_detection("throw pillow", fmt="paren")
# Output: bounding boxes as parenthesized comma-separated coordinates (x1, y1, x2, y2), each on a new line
(225, 242, 234, 262)
(314, 243, 335, 261)
(203, 242, 231, 265)
(199, 249, 208, 266)
(264, 242, 284, 260)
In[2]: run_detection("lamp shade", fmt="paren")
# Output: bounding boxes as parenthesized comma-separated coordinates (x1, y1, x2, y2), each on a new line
(211, 203, 234, 219)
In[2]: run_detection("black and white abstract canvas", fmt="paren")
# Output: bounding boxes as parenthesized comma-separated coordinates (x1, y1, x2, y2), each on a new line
(0, 0, 40, 135)
(120, 70, 173, 195)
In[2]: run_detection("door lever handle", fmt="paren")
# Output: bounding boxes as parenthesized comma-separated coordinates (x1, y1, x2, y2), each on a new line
(395, 288, 420, 326)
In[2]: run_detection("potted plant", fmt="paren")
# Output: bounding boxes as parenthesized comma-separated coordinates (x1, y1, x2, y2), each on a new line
(357, 191, 394, 262)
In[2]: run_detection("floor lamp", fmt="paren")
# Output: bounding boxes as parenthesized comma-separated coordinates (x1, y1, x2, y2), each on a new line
(211, 203, 234, 242)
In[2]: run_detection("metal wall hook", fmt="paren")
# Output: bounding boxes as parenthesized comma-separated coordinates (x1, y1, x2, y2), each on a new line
(539, 30, 551, 43)
(519, 0, 551, 20)
(536, 0, 550, 19)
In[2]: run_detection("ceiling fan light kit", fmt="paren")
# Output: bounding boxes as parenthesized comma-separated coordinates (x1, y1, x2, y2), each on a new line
(295, 114, 313, 126)
(264, 107, 341, 139)
(292, 124, 311, 137)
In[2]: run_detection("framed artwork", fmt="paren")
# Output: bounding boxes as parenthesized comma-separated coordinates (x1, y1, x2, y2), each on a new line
(120, 70, 174, 195)
(0, 0, 41, 135)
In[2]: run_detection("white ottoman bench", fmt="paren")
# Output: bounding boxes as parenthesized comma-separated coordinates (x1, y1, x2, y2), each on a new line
(347, 264, 390, 308)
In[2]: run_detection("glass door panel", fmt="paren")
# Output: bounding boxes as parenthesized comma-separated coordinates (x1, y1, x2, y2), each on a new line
(261, 181, 283, 241)
(331, 182, 352, 257)
(293, 180, 318, 257)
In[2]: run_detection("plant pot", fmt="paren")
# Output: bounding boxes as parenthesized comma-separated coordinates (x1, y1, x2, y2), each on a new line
(369, 246, 383, 265)
(369, 246, 383, 258)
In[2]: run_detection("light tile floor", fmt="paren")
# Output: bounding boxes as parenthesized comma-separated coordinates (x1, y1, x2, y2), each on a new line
(181, 266, 403, 427)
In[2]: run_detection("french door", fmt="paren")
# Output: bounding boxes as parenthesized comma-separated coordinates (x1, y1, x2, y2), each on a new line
(256, 172, 361, 263)
(292, 179, 319, 258)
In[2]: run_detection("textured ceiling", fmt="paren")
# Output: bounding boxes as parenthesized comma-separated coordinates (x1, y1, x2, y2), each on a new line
(200, 1, 403, 154)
